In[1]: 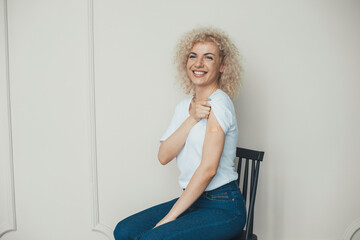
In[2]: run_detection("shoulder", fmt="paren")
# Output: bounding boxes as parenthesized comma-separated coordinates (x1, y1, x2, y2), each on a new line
(210, 89, 235, 112)
(208, 89, 237, 134)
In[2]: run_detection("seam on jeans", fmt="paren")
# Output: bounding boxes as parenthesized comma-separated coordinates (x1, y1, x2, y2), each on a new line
(162, 214, 243, 240)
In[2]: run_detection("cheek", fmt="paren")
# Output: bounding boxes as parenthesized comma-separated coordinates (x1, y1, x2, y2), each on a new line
(186, 64, 192, 76)
(212, 62, 222, 72)
(186, 59, 193, 68)
(207, 63, 218, 73)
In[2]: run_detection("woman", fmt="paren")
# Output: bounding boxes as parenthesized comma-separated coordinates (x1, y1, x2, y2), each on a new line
(114, 26, 246, 240)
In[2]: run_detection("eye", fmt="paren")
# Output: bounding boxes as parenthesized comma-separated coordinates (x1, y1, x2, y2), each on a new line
(206, 56, 213, 60)
(189, 55, 196, 59)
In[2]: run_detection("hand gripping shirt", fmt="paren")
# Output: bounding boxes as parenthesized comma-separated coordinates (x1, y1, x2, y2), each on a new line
(160, 89, 239, 191)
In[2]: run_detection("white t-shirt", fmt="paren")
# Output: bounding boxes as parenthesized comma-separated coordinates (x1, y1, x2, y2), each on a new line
(160, 89, 239, 191)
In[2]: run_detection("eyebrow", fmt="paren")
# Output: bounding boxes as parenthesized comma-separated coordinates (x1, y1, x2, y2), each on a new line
(189, 52, 216, 56)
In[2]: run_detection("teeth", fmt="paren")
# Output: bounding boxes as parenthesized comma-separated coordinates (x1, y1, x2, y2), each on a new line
(194, 71, 206, 75)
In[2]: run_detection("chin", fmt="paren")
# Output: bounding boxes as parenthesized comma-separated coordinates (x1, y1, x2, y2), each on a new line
(191, 80, 205, 87)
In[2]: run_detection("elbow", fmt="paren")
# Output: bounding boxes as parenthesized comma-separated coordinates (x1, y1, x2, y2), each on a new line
(158, 144, 167, 165)
(208, 168, 217, 178)
(158, 143, 175, 165)
(158, 157, 167, 166)
(157, 152, 169, 165)
(200, 166, 217, 179)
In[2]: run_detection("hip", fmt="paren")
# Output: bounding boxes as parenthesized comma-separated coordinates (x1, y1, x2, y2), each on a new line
(194, 180, 246, 217)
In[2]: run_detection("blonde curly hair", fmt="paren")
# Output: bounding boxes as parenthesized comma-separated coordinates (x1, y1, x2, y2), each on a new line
(173, 26, 243, 100)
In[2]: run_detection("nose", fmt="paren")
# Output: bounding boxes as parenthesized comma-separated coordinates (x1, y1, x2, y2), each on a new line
(194, 57, 204, 68)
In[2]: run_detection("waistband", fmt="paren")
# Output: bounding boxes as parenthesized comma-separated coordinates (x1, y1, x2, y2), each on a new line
(204, 180, 239, 193)
(182, 180, 239, 192)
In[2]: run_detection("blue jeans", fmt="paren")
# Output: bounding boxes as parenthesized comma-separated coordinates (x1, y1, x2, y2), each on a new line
(113, 180, 246, 240)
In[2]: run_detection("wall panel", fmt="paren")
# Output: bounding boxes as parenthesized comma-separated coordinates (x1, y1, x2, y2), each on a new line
(0, 0, 16, 237)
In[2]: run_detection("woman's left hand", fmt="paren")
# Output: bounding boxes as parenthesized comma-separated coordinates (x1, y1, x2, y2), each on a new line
(153, 216, 176, 229)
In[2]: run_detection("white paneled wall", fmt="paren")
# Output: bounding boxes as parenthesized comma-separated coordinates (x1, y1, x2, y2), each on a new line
(1, 0, 359, 240)
(0, 0, 16, 237)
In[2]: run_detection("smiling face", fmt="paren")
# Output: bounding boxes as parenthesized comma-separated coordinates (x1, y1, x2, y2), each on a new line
(186, 41, 225, 89)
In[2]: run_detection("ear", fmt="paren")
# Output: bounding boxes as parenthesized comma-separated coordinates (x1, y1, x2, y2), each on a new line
(220, 63, 225, 73)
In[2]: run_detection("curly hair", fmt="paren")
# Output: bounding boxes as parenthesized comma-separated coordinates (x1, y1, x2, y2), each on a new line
(173, 26, 243, 100)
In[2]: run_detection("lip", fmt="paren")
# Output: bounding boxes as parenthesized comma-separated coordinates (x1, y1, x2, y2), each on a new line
(192, 70, 207, 78)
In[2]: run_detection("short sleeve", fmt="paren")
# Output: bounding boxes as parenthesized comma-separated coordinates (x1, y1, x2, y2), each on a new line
(159, 101, 184, 143)
(208, 99, 234, 134)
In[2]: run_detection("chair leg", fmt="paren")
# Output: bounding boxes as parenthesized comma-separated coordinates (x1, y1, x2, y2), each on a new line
(245, 162, 260, 240)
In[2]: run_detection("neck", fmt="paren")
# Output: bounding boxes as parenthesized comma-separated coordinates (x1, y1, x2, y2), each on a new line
(194, 83, 219, 100)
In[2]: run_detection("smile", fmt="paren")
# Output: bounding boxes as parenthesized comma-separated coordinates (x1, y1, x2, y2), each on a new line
(192, 70, 207, 78)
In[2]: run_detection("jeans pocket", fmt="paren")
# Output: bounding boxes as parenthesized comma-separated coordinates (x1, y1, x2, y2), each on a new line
(231, 189, 246, 204)
(227, 190, 246, 217)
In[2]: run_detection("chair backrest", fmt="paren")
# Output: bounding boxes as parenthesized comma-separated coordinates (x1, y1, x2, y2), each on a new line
(235, 147, 264, 240)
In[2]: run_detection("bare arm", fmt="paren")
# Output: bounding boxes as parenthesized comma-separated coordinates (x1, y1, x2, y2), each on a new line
(158, 116, 197, 165)
(154, 109, 225, 227)
(158, 98, 211, 165)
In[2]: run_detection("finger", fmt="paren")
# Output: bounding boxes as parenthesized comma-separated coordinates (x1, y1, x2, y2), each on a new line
(200, 108, 211, 115)
(199, 106, 211, 112)
(202, 100, 211, 106)
(197, 107, 210, 114)
(195, 99, 210, 105)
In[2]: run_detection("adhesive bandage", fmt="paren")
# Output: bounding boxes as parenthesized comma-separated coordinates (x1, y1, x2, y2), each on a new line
(207, 126, 222, 133)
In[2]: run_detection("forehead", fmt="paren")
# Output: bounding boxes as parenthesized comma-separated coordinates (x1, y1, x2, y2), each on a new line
(190, 41, 219, 55)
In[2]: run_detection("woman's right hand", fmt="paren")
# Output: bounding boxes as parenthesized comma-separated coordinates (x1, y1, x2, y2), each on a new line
(189, 97, 211, 122)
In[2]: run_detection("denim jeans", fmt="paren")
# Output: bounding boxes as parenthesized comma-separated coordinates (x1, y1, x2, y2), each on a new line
(113, 180, 246, 240)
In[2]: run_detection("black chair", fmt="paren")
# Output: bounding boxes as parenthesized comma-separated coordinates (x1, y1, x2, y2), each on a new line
(233, 147, 265, 240)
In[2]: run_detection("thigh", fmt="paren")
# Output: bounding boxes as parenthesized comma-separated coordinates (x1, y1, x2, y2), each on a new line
(114, 197, 179, 240)
(138, 207, 244, 240)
